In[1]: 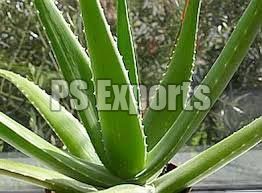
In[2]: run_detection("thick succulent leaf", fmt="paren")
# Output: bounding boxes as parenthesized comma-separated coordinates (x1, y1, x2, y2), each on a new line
(144, 0, 201, 150)
(0, 69, 99, 162)
(34, 0, 105, 160)
(79, 0, 146, 178)
(98, 185, 154, 193)
(117, 0, 140, 107)
(152, 117, 262, 193)
(0, 112, 122, 187)
(140, 0, 262, 180)
(0, 159, 97, 193)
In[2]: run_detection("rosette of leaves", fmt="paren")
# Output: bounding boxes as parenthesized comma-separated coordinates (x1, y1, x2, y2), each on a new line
(0, 0, 261, 193)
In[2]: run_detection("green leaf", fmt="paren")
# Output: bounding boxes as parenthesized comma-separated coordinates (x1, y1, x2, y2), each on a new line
(0, 159, 97, 193)
(0, 69, 98, 162)
(144, 0, 201, 150)
(139, 0, 262, 181)
(34, 0, 105, 160)
(117, 0, 140, 107)
(152, 117, 262, 193)
(0, 112, 122, 187)
(97, 184, 154, 193)
(79, 0, 146, 178)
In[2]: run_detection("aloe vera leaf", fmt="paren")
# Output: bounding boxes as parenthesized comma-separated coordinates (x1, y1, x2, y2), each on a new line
(0, 112, 122, 187)
(0, 69, 98, 162)
(97, 184, 155, 193)
(152, 117, 262, 193)
(79, 0, 146, 178)
(140, 0, 262, 180)
(117, 0, 141, 107)
(0, 159, 97, 193)
(34, 0, 105, 159)
(144, 0, 201, 150)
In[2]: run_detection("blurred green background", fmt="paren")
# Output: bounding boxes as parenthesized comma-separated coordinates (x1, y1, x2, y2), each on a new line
(0, 0, 261, 152)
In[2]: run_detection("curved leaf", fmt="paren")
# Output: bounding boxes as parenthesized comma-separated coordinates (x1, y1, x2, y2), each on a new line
(0, 159, 97, 193)
(0, 69, 98, 162)
(152, 117, 262, 193)
(79, 0, 146, 178)
(144, 0, 201, 150)
(0, 112, 122, 187)
(34, 0, 105, 160)
(140, 0, 262, 181)
(117, 0, 140, 107)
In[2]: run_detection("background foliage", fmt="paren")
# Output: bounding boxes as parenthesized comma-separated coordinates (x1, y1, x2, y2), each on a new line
(0, 0, 261, 152)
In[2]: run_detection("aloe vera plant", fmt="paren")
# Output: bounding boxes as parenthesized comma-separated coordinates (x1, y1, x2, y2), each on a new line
(0, 0, 261, 192)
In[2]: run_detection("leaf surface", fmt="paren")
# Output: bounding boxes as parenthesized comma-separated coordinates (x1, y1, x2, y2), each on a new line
(0, 112, 122, 187)
(0, 69, 98, 162)
(140, 0, 262, 180)
(152, 117, 262, 193)
(0, 159, 97, 193)
(98, 184, 154, 193)
(79, 0, 146, 178)
(144, 0, 201, 150)
(34, 0, 105, 159)
(117, 0, 140, 106)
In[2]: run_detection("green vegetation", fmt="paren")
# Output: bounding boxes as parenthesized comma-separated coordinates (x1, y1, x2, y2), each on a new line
(0, 0, 261, 193)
